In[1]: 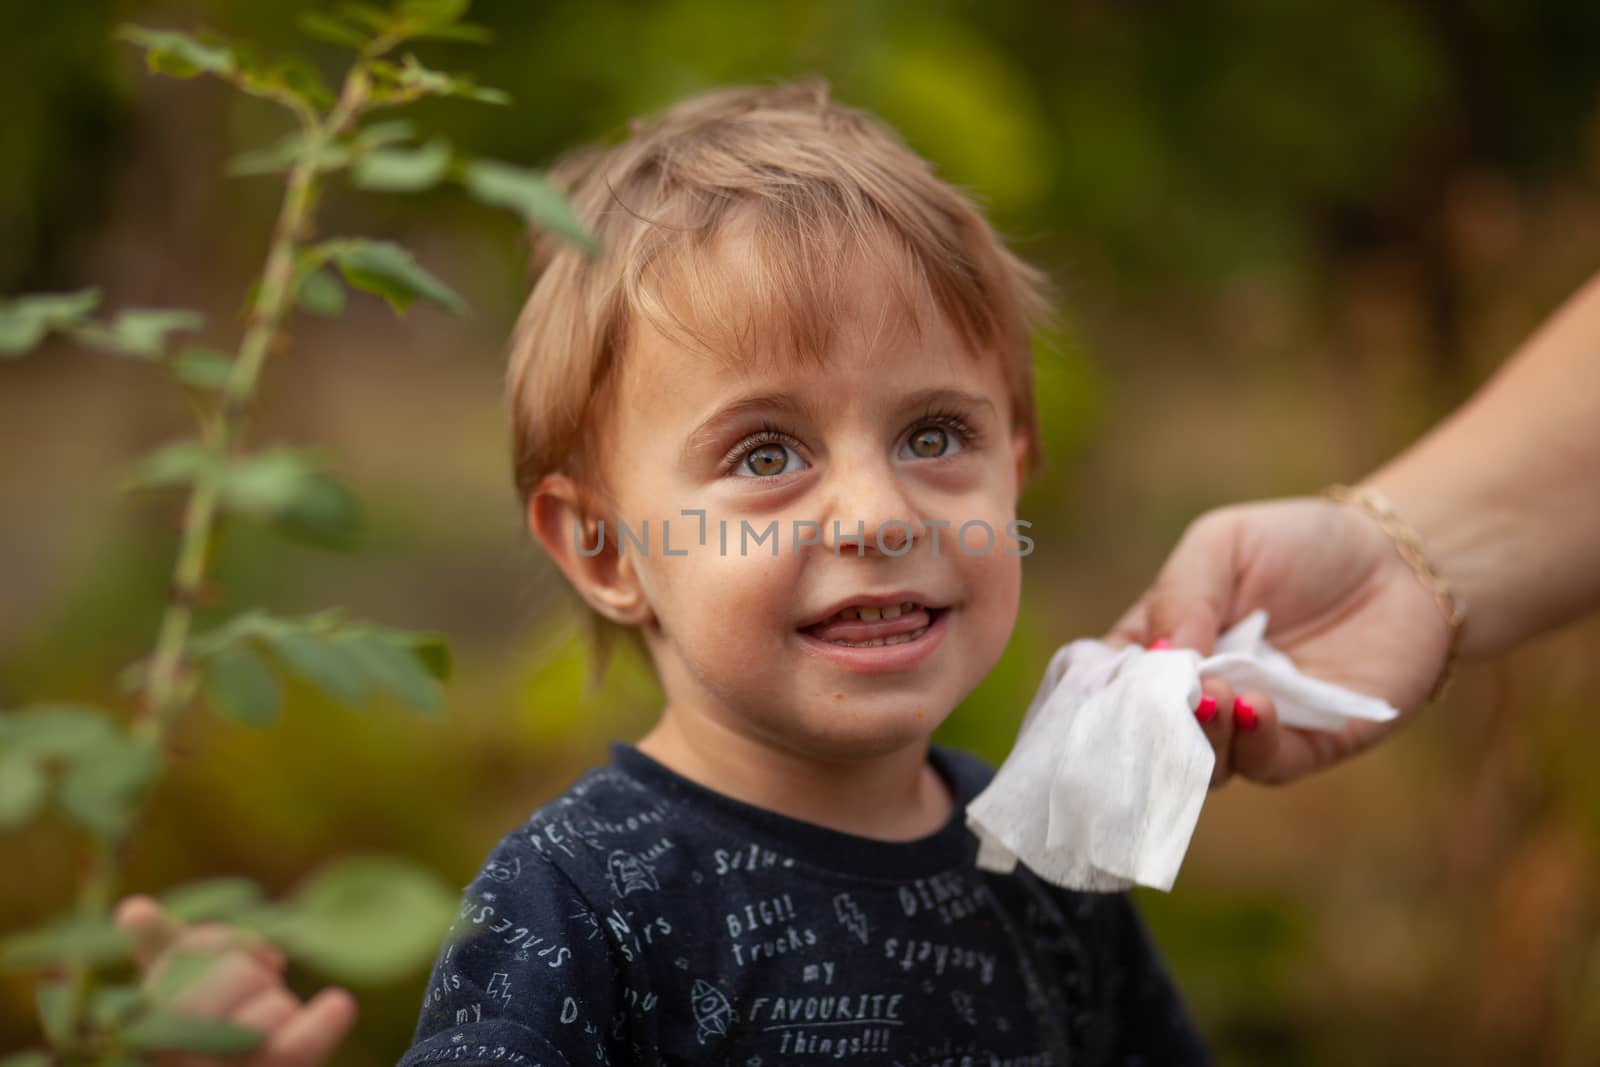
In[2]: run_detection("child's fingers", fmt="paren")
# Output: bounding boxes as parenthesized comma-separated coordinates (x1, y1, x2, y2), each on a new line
(115, 895, 287, 976)
(258, 986, 359, 1067)
(175, 922, 287, 973)
(1194, 676, 1237, 788)
(115, 895, 182, 971)
(164, 950, 287, 1020)
(231, 984, 302, 1034)
(149, 925, 288, 991)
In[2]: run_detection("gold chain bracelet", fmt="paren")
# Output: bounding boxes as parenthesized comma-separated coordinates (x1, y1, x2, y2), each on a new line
(1321, 483, 1467, 706)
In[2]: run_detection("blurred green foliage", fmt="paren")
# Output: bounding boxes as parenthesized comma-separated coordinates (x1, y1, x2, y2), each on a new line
(0, 4, 603, 1061)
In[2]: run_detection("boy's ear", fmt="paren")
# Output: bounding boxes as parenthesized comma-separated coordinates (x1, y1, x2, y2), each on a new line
(527, 473, 654, 627)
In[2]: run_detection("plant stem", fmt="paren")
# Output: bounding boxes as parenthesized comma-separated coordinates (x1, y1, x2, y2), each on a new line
(55, 64, 372, 1053)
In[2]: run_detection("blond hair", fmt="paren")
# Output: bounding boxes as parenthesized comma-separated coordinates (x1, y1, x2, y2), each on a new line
(507, 78, 1056, 681)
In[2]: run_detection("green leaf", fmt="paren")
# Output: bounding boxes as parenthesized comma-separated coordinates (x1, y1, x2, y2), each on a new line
(336, 630, 444, 713)
(121, 1013, 265, 1055)
(338, 4, 394, 33)
(459, 83, 509, 105)
(2, 702, 121, 759)
(351, 139, 452, 193)
(373, 54, 508, 106)
(298, 12, 370, 49)
(229, 130, 352, 177)
(0, 318, 47, 354)
(90, 983, 149, 1028)
(227, 133, 305, 177)
(0, 753, 47, 829)
(250, 57, 336, 111)
(119, 27, 237, 80)
(355, 119, 419, 149)
(120, 440, 221, 494)
(37, 981, 70, 1043)
(172, 347, 236, 390)
(21, 289, 102, 321)
(116, 309, 205, 356)
(398, 631, 452, 682)
(207, 448, 362, 548)
(147, 946, 226, 1005)
(330, 239, 464, 314)
(189, 610, 296, 659)
(269, 631, 370, 707)
(57, 734, 160, 841)
(264, 856, 457, 983)
(0, 289, 101, 356)
(399, 0, 471, 25)
(204, 644, 282, 727)
(159, 877, 267, 923)
(274, 471, 364, 551)
(296, 268, 346, 317)
(462, 160, 598, 254)
(218, 447, 326, 518)
(76, 309, 205, 359)
(1, 915, 132, 971)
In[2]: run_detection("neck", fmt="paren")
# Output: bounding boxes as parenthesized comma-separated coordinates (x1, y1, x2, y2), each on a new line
(636, 707, 953, 841)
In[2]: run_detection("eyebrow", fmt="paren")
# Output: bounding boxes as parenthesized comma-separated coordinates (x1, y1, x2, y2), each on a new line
(900, 387, 998, 420)
(682, 386, 998, 462)
(683, 392, 809, 461)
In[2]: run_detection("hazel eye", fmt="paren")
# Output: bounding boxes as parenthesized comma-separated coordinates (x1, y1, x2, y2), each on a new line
(902, 425, 960, 460)
(737, 441, 807, 478)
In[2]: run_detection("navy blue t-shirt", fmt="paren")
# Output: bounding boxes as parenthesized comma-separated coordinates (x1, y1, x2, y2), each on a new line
(396, 742, 1210, 1066)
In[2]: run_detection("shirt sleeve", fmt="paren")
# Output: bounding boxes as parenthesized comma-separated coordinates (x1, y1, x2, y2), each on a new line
(396, 827, 625, 1067)
(1098, 894, 1213, 1066)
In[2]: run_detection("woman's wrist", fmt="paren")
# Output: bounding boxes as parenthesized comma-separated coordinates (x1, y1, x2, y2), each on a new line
(1323, 483, 1465, 704)
(1360, 455, 1525, 661)
(1360, 275, 1600, 660)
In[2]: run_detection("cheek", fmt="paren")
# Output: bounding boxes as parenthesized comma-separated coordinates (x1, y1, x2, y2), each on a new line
(964, 543, 1023, 626)
(652, 550, 797, 651)
(950, 489, 1026, 643)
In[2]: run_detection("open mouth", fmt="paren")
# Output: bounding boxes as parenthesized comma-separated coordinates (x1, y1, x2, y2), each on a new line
(799, 602, 945, 648)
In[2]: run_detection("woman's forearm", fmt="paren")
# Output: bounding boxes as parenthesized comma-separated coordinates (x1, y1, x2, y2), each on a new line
(1364, 271, 1600, 659)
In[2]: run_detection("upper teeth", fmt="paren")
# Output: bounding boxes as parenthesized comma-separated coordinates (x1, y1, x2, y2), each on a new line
(831, 601, 921, 622)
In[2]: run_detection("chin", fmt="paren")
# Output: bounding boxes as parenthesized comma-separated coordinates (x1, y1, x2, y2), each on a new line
(789, 702, 955, 760)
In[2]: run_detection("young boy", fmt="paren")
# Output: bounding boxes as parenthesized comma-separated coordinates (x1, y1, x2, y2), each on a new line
(119, 79, 1220, 1065)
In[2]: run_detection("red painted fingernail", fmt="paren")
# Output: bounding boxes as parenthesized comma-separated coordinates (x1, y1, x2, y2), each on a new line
(1194, 695, 1218, 724)
(1235, 699, 1258, 731)
(1148, 638, 1172, 650)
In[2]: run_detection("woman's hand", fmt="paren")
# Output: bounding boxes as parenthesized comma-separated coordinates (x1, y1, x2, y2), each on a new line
(1111, 496, 1453, 787)
(113, 895, 358, 1067)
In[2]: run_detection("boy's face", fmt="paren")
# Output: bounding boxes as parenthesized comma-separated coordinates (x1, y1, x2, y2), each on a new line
(595, 247, 1028, 761)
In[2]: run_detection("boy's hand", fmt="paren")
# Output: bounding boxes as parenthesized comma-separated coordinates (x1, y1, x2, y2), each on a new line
(113, 894, 358, 1067)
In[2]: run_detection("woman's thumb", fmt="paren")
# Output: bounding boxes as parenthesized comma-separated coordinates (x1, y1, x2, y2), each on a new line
(1142, 511, 1239, 655)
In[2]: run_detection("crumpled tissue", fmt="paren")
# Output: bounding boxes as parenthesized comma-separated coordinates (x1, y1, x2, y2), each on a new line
(964, 610, 1399, 892)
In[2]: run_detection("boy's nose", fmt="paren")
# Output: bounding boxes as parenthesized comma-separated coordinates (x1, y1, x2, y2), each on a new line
(817, 463, 922, 556)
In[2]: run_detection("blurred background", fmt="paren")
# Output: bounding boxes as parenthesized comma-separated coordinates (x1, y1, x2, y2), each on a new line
(3, 1, 1599, 1063)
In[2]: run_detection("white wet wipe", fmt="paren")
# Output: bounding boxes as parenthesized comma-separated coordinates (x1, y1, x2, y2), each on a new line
(964, 610, 1399, 892)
